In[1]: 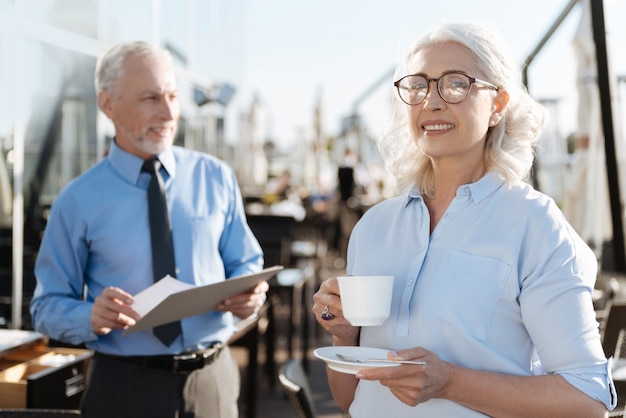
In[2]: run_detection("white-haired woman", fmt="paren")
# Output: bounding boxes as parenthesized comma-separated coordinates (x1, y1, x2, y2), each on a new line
(313, 22, 615, 417)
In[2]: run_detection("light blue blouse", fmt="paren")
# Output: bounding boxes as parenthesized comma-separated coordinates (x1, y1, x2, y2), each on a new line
(30, 141, 263, 355)
(347, 172, 615, 417)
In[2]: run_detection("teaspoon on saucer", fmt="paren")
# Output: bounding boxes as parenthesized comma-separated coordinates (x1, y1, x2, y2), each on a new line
(335, 353, 426, 366)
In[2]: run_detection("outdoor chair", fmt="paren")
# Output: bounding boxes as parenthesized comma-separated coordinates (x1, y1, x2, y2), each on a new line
(278, 358, 317, 418)
(601, 300, 626, 417)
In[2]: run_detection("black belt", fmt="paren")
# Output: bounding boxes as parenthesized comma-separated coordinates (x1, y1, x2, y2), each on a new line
(96, 342, 224, 374)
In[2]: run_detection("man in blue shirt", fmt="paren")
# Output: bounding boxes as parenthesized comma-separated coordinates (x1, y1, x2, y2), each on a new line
(30, 41, 266, 418)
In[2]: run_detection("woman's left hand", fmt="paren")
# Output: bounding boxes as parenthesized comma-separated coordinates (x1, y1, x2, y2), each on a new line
(355, 347, 454, 407)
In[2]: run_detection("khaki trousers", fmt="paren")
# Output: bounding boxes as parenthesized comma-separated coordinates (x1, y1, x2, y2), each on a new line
(81, 346, 240, 418)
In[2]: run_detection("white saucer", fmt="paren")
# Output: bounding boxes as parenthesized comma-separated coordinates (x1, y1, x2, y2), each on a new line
(313, 346, 401, 374)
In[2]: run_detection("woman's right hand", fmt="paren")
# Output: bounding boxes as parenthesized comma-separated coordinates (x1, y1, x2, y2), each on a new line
(313, 277, 360, 345)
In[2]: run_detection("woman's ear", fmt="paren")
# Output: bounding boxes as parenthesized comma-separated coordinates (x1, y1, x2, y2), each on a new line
(490, 90, 510, 126)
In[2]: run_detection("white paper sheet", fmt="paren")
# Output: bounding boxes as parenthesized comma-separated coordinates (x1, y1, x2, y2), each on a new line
(122, 266, 283, 335)
(131, 275, 195, 317)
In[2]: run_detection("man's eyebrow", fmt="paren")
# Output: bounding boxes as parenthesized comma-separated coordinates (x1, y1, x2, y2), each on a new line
(137, 87, 178, 95)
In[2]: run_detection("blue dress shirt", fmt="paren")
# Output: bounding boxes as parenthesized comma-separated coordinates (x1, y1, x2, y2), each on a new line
(30, 141, 263, 355)
(345, 172, 615, 417)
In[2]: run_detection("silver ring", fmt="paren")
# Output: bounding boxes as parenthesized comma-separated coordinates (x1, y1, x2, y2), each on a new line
(321, 305, 335, 321)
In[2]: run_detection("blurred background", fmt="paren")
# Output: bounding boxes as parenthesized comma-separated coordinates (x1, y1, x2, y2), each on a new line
(0, 0, 625, 329)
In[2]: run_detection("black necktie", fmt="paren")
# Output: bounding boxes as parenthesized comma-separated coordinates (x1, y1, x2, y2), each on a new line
(142, 158, 182, 346)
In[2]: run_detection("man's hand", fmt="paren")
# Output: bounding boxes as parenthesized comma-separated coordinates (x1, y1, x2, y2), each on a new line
(91, 286, 141, 335)
(218, 281, 270, 319)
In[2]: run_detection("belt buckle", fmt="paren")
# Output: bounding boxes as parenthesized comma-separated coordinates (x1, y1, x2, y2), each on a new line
(173, 352, 198, 362)
(201, 342, 223, 362)
(172, 352, 200, 374)
(171, 342, 223, 374)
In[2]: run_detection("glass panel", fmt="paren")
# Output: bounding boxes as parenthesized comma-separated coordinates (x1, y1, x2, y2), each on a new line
(193, 0, 211, 76)
(18, 40, 98, 241)
(97, 0, 153, 44)
(16, 0, 97, 38)
(160, 0, 188, 67)
(0, 0, 14, 13)
(202, 0, 246, 81)
(0, 29, 14, 142)
(0, 25, 14, 229)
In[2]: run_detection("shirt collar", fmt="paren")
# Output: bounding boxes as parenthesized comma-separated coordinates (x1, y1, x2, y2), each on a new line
(107, 140, 177, 185)
(466, 171, 504, 203)
(404, 171, 505, 206)
(157, 148, 176, 179)
(405, 187, 421, 207)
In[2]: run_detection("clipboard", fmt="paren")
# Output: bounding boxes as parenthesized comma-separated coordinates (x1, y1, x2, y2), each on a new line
(123, 265, 283, 335)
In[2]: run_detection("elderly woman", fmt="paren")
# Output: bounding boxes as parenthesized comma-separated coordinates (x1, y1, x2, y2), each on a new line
(313, 22, 615, 417)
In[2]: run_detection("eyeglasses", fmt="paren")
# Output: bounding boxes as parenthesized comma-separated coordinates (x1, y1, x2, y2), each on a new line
(393, 71, 498, 106)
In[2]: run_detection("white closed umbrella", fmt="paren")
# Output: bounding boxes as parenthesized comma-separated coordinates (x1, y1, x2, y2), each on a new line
(562, 0, 612, 254)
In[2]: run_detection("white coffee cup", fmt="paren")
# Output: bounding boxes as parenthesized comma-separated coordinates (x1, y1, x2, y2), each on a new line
(337, 275, 394, 326)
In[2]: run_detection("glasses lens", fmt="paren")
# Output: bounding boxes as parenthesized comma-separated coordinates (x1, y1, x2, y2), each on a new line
(397, 75, 428, 105)
(439, 73, 471, 104)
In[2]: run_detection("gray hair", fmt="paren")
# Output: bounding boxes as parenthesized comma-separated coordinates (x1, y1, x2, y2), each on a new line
(380, 22, 549, 196)
(94, 41, 173, 95)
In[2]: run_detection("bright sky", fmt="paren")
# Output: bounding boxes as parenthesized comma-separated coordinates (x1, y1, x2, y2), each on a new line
(239, 0, 626, 150)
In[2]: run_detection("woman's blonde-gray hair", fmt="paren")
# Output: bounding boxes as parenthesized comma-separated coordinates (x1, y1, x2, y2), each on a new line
(379, 22, 548, 196)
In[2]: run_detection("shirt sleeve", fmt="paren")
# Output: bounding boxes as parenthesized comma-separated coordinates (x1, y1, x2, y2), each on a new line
(218, 167, 263, 278)
(30, 194, 98, 345)
(519, 207, 616, 410)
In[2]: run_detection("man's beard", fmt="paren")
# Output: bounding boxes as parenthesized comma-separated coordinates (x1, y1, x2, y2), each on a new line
(137, 130, 176, 156)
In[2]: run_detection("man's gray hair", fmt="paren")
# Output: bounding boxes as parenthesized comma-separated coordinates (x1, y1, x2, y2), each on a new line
(94, 41, 173, 95)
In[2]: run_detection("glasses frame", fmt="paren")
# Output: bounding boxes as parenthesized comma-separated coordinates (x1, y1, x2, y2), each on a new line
(393, 71, 499, 106)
